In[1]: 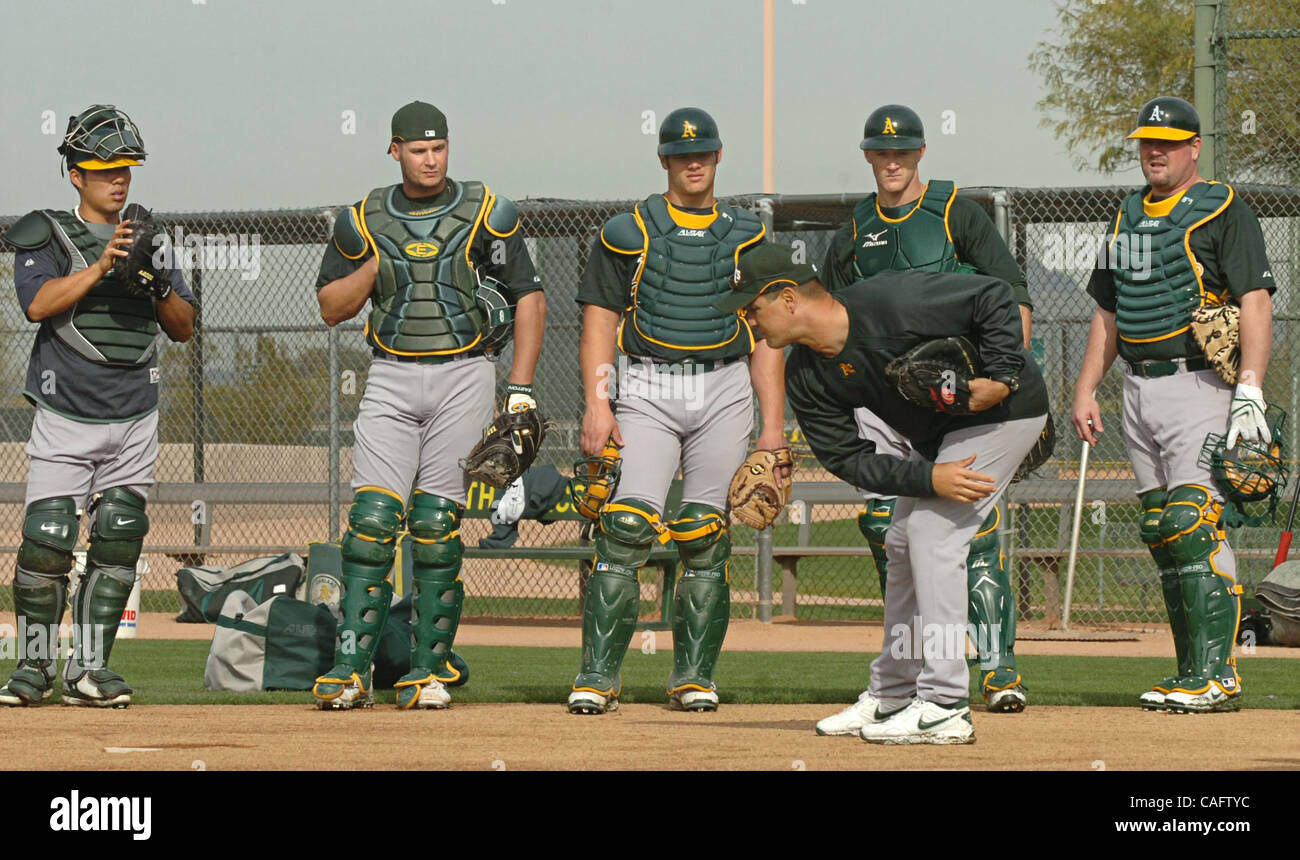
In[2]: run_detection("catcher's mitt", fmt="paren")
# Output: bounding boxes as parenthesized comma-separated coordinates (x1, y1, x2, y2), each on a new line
(1190, 303, 1240, 385)
(570, 438, 622, 520)
(462, 409, 550, 490)
(727, 448, 793, 530)
(885, 336, 983, 415)
(1012, 414, 1056, 483)
(110, 203, 172, 301)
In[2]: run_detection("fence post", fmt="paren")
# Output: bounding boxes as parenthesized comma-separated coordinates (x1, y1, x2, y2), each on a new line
(756, 525, 774, 623)
(190, 266, 205, 550)
(1194, 0, 1224, 180)
(328, 323, 340, 542)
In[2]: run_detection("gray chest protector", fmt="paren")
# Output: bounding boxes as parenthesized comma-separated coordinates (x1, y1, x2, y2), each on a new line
(39, 211, 160, 366)
(619, 195, 766, 362)
(361, 183, 492, 357)
(1110, 182, 1234, 348)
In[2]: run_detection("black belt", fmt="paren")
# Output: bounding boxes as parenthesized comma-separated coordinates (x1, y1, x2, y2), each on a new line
(372, 348, 490, 365)
(627, 355, 743, 373)
(1124, 356, 1209, 378)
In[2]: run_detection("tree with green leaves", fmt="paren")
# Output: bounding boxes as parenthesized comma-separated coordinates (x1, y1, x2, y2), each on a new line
(1030, 0, 1300, 182)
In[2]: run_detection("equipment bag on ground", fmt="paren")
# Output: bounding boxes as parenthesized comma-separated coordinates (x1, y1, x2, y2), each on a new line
(176, 553, 306, 623)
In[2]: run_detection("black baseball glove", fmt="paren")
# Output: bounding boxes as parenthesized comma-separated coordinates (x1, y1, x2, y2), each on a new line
(111, 203, 172, 301)
(885, 336, 983, 414)
(1012, 414, 1056, 483)
(462, 409, 551, 489)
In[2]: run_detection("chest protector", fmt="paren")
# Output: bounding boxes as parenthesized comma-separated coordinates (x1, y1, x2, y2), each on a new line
(1110, 182, 1233, 348)
(45, 211, 159, 366)
(619, 195, 765, 361)
(851, 180, 971, 277)
(360, 182, 491, 357)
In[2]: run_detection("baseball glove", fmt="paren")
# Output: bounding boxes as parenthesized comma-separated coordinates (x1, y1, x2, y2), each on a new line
(727, 448, 793, 530)
(885, 336, 983, 415)
(110, 203, 172, 301)
(1190, 302, 1240, 385)
(1012, 414, 1056, 483)
(462, 409, 550, 490)
(570, 438, 622, 520)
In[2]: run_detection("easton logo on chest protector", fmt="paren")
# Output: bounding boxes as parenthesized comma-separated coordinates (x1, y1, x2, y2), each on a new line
(403, 241, 440, 258)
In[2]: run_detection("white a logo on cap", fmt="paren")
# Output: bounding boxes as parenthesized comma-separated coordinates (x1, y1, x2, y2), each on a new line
(1149, 105, 1166, 122)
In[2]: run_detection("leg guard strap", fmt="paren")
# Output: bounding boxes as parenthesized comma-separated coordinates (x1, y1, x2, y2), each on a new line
(858, 498, 894, 596)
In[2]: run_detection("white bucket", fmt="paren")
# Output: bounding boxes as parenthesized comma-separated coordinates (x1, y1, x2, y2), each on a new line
(68, 552, 149, 640)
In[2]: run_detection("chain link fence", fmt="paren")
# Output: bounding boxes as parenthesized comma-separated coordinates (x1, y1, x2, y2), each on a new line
(1, 175, 1296, 625)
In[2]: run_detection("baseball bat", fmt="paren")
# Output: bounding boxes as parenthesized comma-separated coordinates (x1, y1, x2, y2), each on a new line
(1062, 422, 1092, 631)
(1272, 468, 1300, 568)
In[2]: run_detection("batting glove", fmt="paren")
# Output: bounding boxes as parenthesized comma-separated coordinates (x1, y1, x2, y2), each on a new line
(1227, 382, 1270, 448)
(504, 382, 537, 413)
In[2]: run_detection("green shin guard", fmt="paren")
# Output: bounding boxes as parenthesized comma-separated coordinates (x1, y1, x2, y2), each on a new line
(65, 489, 148, 680)
(1141, 489, 1187, 688)
(13, 567, 67, 666)
(332, 490, 404, 675)
(966, 507, 1015, 672)
(667, 504, 731, 696)
(574, 500, 661, 695)
(398, 493, 465, 708)
(11, 498, 77, 684)
(858, 498, 894, 597)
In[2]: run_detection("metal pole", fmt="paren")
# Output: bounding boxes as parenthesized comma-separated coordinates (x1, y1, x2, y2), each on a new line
(756, 525, 774, 623)
(190, 266, 205, 548)
(328, 324, 340, 541)
(1194, 0, 1223, 180)
(762, 0, 774, 193)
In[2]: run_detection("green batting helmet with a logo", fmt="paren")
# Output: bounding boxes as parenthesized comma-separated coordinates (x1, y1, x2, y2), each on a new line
(860, 104, 925, 151)
(1129, 96, 1200, 141)
(658, 107, 722, 156)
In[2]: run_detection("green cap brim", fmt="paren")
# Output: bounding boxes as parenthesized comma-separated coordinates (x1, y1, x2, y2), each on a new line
(658, 137, 722, 156)
(860, 135, 924, 151)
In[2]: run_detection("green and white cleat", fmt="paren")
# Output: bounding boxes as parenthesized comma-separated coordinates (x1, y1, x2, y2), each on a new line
(395, 670, 451, 710)
(668, 686, 718, 712)
(313, 665, 373, 711)
(0, 662, 57, 707)
(860, 698, 975, 745)
(61, 669, 132, 709)
(816, 691, 913, 736)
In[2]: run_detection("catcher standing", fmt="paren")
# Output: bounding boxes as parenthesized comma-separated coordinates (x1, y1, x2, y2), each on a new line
(0, 105, 195, 708)
(1071, 97, 1276, 713)
(718, 244, 1048, 744)
(818, 105, 1036, 726)
(312, 101, 545, 710)
(568, 108, 787, 714)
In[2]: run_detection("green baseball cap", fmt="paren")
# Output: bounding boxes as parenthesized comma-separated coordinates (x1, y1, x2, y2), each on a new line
(389, 101, 448, 151)
(1128, 96, 1200, 141)
(714, 243, 819, 313)
(860, 104, 925, 151)
(658, 107, 722, 156)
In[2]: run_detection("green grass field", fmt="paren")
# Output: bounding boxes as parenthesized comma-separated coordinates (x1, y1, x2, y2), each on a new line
(4, 640, 1297, 709)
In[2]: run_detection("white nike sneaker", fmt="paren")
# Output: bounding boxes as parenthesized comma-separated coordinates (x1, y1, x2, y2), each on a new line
(859, 698, 975, 745)
(569, 689, 619, 714)
(669, 688, 719, 712)
(815, 690, 914, 736)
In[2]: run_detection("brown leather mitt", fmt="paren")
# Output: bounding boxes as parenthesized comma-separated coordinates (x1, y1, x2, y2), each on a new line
(727, 447, 793, 530)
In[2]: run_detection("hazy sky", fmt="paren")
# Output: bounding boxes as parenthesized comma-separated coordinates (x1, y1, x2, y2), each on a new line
(0, 0, 1137, 214)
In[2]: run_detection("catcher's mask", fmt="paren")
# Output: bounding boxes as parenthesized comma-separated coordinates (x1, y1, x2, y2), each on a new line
(59, 105, 146, 174)
(570, 438, 622, 520)
(1200, 405, 1289, 528)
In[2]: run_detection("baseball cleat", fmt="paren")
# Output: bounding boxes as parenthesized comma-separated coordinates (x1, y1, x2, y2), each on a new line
(313, 665, 374, 711)
(1162, 677, 1242, 714)
(981, 668, 1027, 714)
(61, 669, 132, 709)
(0, 662, 57, 707)
(669, 688, 719, 712)
(815, 690, 914, 736)
(394, 670, 451, 710)
(1139, 675, 1184, 711)
(568, 689, 618, 715)
(860, 698, 976, 745)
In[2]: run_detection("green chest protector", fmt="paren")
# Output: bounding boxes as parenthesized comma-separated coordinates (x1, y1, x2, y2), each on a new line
(359, 182, 492, 357)
(851, 180, 972, 277)
(7, 210, 159, 366)
(615, 195, 765, 362)
(1110, 182, 1233, 350)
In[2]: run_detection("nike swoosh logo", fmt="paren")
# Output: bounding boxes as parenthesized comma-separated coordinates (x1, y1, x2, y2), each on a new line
(918, 715, 957, 730)
(39, 524, 64, 534)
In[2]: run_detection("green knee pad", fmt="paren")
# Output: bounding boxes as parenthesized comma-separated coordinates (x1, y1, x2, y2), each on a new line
(407, 493, 464, 680)
(669, 504, 729, 572)
(668, 566, 730, 694)
(17, 497, 77, 577)
(858, 498, 894, 596)
(966, 506, 1015, 671)
(1139, 488, 1177, 570)
(1160, 485, 1237, 685)
(336, 489, 404, 672)
(65, 489, 149, 676)
(575, 499, 661, 692)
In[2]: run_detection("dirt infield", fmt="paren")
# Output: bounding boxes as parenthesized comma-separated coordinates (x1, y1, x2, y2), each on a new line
(1, 703, 1295, 771)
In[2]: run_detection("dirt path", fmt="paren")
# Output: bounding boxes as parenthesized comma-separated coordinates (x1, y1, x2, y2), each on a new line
(0, 703, 1294, 771)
